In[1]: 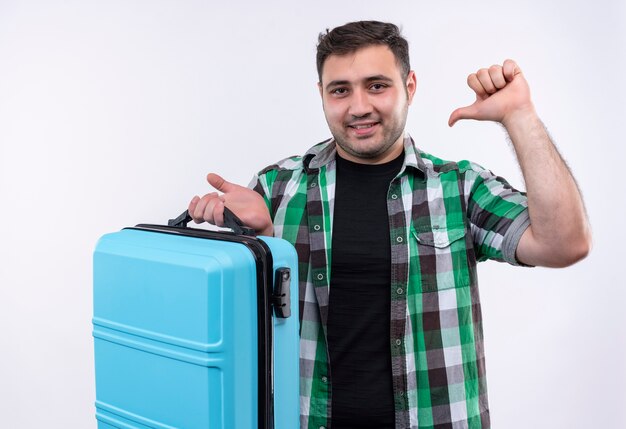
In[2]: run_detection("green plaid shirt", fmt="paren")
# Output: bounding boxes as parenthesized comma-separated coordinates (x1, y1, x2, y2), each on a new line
(249, 135, 530, 429)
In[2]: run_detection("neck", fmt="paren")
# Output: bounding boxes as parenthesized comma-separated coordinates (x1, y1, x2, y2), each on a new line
(335, 135, 405, 165)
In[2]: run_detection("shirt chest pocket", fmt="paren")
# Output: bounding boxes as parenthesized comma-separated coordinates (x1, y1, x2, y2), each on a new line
(410, 223, 471, 291)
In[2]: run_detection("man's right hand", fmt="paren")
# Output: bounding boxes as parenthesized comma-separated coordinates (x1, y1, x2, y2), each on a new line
(188, 173, 274, 236)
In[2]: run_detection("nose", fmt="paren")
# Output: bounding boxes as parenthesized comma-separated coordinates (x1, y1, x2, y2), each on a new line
(348, 88, 372, 118)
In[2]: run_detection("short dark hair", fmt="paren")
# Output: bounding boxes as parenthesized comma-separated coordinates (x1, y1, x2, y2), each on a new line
(316, 21, 411, 82)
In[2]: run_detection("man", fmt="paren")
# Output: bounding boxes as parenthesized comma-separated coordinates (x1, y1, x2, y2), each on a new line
(188, 21, 591, 429)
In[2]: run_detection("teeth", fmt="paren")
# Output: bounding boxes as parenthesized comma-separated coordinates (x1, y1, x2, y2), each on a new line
(353, 124, 375, 129)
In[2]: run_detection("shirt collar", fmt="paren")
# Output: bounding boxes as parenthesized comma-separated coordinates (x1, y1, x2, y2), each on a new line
(304, 133, 429, 177)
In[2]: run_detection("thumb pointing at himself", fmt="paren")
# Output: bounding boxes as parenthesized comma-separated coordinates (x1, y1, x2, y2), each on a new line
(448, 59, 532, 128)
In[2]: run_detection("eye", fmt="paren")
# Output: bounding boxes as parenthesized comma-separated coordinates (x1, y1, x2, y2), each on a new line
(330, 87, 349, 96)
(369, 83, 388, 92)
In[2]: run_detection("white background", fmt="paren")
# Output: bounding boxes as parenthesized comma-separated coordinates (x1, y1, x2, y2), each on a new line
(1, 1, 625, 428)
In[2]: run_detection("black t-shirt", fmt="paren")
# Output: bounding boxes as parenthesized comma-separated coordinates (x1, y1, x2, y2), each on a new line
(327, 152, 404, 429)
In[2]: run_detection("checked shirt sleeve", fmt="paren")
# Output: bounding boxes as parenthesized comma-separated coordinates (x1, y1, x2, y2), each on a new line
(247, 157, 303, 225)
(248, 170, 275, 215)
(464, 162, 531, 266)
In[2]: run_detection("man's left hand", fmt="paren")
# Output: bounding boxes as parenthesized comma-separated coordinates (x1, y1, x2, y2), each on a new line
(448, 59, 535, 127)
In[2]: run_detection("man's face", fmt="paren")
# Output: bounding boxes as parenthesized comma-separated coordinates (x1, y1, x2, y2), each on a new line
(319, 45, 416, 164)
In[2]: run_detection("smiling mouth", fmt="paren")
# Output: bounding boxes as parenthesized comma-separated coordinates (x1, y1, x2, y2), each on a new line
(348, 122, 380, 130)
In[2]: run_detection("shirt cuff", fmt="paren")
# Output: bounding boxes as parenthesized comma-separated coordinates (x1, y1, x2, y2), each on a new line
(501, 209, 533, 267)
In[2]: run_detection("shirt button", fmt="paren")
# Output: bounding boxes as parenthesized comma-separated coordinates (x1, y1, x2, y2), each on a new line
(391, 194, 398, 200)
(320, 426, 326, 429)
(396, 236, 403, 243)
(313, 224, 321, 231)
(310, 182, 317, 188)
(397, 288, 403, 295)
(321, 376, 328, 383)
(399, 391, 405, 396)
(317, 273, 324, 280)
(395, 339, 402, 346)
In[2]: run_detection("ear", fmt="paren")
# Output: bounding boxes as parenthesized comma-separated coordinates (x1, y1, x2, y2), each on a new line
(317, 81, 323, 98)
(406, 71, 417, 104)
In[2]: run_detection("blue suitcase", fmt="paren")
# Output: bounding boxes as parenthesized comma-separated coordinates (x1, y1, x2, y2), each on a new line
(93, 210, 299, 428)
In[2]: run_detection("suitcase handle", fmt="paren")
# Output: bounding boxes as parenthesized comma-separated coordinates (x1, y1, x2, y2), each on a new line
(167, 208, 256, 236)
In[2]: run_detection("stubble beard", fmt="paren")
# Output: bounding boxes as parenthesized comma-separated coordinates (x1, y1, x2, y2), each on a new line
(330, 103, 409, 161)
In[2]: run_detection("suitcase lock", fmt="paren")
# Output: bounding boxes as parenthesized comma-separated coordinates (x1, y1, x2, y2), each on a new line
(272, 268, 291, 318)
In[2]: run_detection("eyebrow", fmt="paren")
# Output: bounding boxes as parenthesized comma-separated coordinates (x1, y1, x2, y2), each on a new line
(324, 75, 394, 91)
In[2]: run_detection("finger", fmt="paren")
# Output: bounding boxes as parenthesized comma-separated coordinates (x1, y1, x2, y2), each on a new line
(212, 199, 225, 227)
(476, 68, 497, 94)
(193, 192, 217, 223)
(503, 59, 521, 82)
(467, 73, 488, 99)
(207, 173, 237, 193)
(204, 197, 220, 225)
(188, 196, 200, 220)
(488, 65, 506, 89)
(205, 197, 227, 227)
(448, 102, 479, 127)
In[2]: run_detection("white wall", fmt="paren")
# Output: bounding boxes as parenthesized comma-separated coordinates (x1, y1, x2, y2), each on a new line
(1, 1, 624, 427)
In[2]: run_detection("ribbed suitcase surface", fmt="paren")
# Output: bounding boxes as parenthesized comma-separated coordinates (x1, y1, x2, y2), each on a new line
(93, 225, 299, 428)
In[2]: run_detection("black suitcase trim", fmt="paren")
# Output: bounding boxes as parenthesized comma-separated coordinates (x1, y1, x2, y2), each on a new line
(128, 224, 277, 429)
